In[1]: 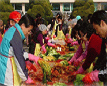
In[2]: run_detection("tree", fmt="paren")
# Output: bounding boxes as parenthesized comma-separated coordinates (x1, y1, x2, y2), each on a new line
(71, 0, 94, 18)
(0, 0, 14, 24)
(27, 0, 53, 25)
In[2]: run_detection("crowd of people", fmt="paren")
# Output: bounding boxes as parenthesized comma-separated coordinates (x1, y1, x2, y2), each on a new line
(0, 10, 106, 86)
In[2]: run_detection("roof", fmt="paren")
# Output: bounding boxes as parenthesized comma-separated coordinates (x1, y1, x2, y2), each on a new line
(10, 0, 29, 3)
(49, 0, 107, 3)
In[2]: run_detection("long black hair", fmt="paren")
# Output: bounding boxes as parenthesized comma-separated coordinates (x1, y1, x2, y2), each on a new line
(18, 14, 35, 28)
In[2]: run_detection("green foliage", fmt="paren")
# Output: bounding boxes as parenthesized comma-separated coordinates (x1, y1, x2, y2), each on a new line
(28, 0, 53, 25)
(0, 12, 10, 24)
(73, 74, 85, 86)
(0, 0, 14, 24)
(27, 5, 45, 19)
(71, 0, 94, 17)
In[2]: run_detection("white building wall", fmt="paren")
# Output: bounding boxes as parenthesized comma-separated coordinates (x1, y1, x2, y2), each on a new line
(50, 0, 107, 3)
(10, 0, 29, 3)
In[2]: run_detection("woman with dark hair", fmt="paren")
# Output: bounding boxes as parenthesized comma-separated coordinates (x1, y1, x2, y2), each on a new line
(0, 14, 40, 86)
(68, 20, 92, 66)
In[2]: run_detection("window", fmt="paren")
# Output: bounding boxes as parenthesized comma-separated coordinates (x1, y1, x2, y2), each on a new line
(63, 3, 70, 11)
(94, 3, 98, 11)
(52, 3, 60, 11)
(71, 3, 73, 11)
(15, 3, 22, 10)
(25, 3, 29, 11)
(101, 3, 107, 11)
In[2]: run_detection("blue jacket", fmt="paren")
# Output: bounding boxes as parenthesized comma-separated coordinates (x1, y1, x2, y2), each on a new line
(0, 23, 28, 86)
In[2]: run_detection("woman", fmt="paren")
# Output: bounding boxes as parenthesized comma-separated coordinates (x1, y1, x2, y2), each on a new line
(68, 21, 93, 66)
(0, 14, 40, 86)
(32, 24, 56, 56)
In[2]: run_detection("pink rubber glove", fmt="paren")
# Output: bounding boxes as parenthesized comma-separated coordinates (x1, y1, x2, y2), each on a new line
(71, 41, 78, 46)
(67, 38, 73, 43)
(45, 37, 50, 40)
(76, 66, 84, 74)
(41, 45, 46, 53)
(82, 70, 99, 84)
(47, 42, 56, 48)
(65, 33, 69, 38)
(28, 54, 41, 65)
(74, 60, 80, 67)
(69, 55, 76, 64)
(25, 76, 35, 84)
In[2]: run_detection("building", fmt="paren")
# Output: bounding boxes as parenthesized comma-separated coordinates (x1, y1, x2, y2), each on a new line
(10, 0, 107, 17)
(10, 0, 29, 15)
(49, 0, 107, 16)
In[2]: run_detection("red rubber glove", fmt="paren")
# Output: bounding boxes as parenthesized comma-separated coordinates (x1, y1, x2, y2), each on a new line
(82, 70, 99, 84)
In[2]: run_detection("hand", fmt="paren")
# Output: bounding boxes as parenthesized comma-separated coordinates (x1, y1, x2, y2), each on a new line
(47, 42, 56, 48)
(82, 70, 99, 84)
(28, 54, 42, 65)
(45, 37, 50, 40)
(41, 45, 46, 53)
(25, 76, 35, 84)
(74, 60, 80, 67)
(68, 61, 71, 65)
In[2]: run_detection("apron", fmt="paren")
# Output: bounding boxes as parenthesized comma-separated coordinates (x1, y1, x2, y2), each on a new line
(34, 39, 44, 56)
(51, 21, 58, 38)
(0, 26, 22, 86)
(69, 27, 72, 37)
(34, 43, 41, 56)
(57, 26, 65, 40)
(11, 57, 22, 86)
(82, 41, 86, 52)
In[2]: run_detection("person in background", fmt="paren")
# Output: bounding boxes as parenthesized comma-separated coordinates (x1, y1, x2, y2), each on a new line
(29, 19, 44, 54)
(82, 10, 107, 85)
(8, 11, 21, 28)
(33, 24, 56, 56)
(0, 14, 41, 86)
(0, 20, 3, 44)
(55, 15, 68, 39)
(87, 14, 92, 23)
(68, 20, 93, 66)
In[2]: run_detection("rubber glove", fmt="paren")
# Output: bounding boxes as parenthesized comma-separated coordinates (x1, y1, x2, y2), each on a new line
(47, 42, 56, 48)
(41, 45, 46, 53)
(28, 54, 41, 65)
(25, 61, 37, 72)
(53, 35, 56, 38)
(25, 76, 35, 84)
(71, 41, 78, 46)
(68, 56, 76, 65)
(67, 38, 73, 43)
(74, 60, 80, 67)
(45, 37, 50, 40)
(82, 70, 99, 84)
(65, 33, 69, 38)
(76, 66, 84, 74)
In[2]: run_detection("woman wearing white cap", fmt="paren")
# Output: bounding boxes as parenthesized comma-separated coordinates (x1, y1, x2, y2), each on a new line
(32, 24, 56, 56)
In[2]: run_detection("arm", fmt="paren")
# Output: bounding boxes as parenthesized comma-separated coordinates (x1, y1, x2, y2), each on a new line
(82, 34, 102, 70)
(69, 43, 83, 63)
(37, 34, 46, 53)
(10, 33, 28, 81)
(75, 41, 89, 63)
